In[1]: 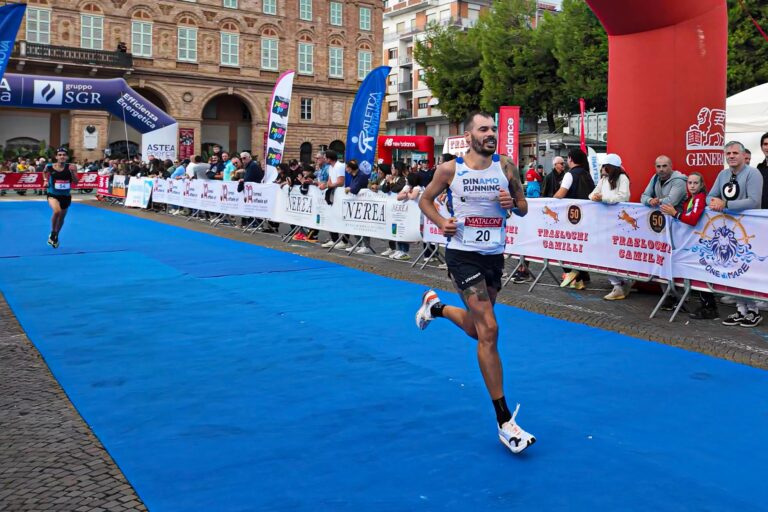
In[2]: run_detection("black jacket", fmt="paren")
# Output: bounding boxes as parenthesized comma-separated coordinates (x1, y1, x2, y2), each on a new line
(758, 158, 768, 211)
(243, 161, 264, 183)
(542, 170, 565, 198)
(564, 166, 595, 200)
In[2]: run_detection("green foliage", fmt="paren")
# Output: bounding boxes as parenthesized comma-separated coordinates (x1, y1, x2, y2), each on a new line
(414, 22, 483, 123)
(727, 0, 768, 95)
(550, 0, 608, 112)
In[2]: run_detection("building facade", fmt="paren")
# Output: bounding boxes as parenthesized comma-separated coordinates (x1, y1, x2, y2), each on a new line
(382, 0, 556, 163)
(5, 0, 383, 163)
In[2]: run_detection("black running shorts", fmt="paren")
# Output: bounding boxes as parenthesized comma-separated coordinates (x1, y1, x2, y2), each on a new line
(444, 248, 504, 291)
(47, 194, 72, 209)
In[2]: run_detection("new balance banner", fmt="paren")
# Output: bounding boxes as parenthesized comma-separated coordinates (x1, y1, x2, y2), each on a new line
(264, 70, 295, 184)
(345, 66, 390, 176)
(0, 172, 102, 190)
(0, 4, 26, 81)
(497, 106, 520, 167)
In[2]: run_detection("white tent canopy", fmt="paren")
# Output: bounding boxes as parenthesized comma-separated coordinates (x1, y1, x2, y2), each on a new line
(726, 82, 768, 163)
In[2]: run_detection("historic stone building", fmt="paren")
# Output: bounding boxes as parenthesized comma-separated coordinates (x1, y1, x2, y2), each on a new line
(5, 0, 383, 163)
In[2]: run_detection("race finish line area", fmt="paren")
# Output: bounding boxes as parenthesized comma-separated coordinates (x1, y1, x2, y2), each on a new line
(1, 201, 767, 511)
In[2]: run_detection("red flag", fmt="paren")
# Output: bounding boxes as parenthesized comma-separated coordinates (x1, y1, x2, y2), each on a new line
(579, 98, 586, 153)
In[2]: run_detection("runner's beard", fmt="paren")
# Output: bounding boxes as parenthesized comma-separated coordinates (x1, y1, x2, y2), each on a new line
(471, 135, 497, 157)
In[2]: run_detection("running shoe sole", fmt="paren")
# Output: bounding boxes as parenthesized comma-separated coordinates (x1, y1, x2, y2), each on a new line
(415, 290, 439, 330)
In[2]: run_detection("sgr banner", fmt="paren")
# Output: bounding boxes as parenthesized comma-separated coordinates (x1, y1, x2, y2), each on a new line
(0, 73, 178, 161)
(671, 209, 768, 294)
(264, 70, 295, 183)
(345, 66, 390, 175)
(0, 4, 26, 81)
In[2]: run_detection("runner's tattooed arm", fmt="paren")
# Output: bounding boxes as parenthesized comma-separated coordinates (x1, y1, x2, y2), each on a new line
(501, 156, 527, 217)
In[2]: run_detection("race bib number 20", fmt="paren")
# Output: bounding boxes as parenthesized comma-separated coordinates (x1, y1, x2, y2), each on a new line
(464, 216, 503, 246)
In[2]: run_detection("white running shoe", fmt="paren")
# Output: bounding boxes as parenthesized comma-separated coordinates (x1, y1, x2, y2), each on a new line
(498, 404, 536, 454)
(389, 250, 403, 259)
(381, 248, 394, 257)
(415, 289, 441, 330)
(356, 246, 373, 255)
(345, 245, 357, 252)
(393, 252, 411, 261)
(334, 242, 348, 250)
(320, 240, 335, 248)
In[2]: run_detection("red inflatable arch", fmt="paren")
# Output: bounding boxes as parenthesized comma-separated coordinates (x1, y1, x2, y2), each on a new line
(376, 135, 435, 168)
(585, 0, 728, 201)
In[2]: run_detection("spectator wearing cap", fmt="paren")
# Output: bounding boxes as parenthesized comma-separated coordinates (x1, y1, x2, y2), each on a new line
(589, 154, 633, 300)
(640, 155, 687, 211)
(708, 141, 764, 328)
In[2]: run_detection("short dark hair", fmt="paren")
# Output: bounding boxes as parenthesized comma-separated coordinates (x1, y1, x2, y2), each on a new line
(325, 150, 338, 161)
(346, 159, 359, 171)
(567, 148, 589, 169)
(194, 155, 203, 163)
(463, 111, 495, 132)
(761, 132, 768, 146)
(441, 153, 456, 163)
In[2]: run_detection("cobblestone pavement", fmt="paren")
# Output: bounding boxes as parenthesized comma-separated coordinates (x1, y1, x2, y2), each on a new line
(0, 296, 147, 512)
(2, 198, 766, 510)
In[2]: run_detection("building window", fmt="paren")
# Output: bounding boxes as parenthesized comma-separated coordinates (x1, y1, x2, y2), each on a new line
(388, 75, 397, 86)
(299, 0, 312, 21)
(301, 98, 312, 120)
(330, 2, 343, 26)
(329, 47, 343, 78)
(263, 0, 277, 15)
(26, 8, 51, 44)
(261, 37, 278, 70)
(221, 32, 239, 66)
(359, 6, 371, 31)
(357, 50, 372, 80)
(298, 42, 313, 75)
(418, 99, 428, 109)
(177, 27, 198, 62)
(388, 102, 397, 113)
(387, 48, 397, 60)
(81, 15, 104, 50)
(223, 0, 237, 7)
(131, 21, 152, 57)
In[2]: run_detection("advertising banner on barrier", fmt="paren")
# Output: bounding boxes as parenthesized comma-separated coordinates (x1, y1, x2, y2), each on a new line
(97, 175, 111, 195)
(274, 186, 327, 229)
(152, 177, 167, 204)
(264, 71, 295, 183)
(111, 175, 127, 198)
(242, 182, 279, 218)
(218, 181, 241, 214)
(345, 66, 390, 176)
(670, 209, 768, 294)
(124, 177, 153, 208)
(166, 179, 183, 206)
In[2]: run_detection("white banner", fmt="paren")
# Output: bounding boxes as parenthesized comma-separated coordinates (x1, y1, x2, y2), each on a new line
(670, 209, 768, 294)
(142, 123, 178, 162)
(264, 71, 295, 184)
(125, 177, 153, 208)
(152, 177, 167, 204)
(242, 182, 279, 218)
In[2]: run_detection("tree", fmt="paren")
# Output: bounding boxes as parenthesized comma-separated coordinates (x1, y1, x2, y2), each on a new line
(550, 0, 608, 112)
(414, 23, 483, 124)
(477, 0, 535, 113)
(727, 0, 768, 95)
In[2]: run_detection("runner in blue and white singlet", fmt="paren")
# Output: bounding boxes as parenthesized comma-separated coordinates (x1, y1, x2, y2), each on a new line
(414, 111, 536, 455)
(446, 153, 508, 255)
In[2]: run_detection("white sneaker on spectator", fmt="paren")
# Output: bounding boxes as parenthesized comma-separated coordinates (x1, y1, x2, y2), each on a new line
(393, 252, 411, 261)
(321, 240, 335, 248)
(498, 404, 536, 454)
(603, 285, 626, 301)
(334, 242, 348, 250)
(389, 250, 403, 259)
(415, 289, 441, 330)
(381, 248, 394, 257)
(345, 245, 357, 252)
(356, 246, 373, 255)
(437, 263, 448, 270)
(720, 295, 736, 304)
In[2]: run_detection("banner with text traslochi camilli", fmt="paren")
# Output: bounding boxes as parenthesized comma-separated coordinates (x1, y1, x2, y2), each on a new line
(670, 209, 768, 294)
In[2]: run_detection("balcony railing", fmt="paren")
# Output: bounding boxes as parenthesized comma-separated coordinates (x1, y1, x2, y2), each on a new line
(397, 109, 411, 119)
(399, 56, 413, 66)
(13, 41, 133, 69)
(398, 82, 413, 92)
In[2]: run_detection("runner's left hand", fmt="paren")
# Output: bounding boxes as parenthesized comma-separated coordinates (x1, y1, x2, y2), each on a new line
(499, 188, 515, 209)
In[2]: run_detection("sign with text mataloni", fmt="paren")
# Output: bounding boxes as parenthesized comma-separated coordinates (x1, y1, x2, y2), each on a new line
(0, 73, 178, 160)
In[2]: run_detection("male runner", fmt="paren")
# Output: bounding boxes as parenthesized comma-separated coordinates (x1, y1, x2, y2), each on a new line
(43, 148, 78, 248)
(415, 111, 535, 454)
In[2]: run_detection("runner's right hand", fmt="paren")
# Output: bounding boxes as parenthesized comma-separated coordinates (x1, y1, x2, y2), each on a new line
(441, 217, 457, 236)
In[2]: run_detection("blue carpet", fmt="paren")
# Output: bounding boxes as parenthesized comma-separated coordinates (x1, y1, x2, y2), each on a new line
(1, 201, 767, 512)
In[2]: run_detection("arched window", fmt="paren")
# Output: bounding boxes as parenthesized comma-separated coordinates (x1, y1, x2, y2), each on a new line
(131, 10, 153, 57)
(261, 26, 279, 71)
(300, 142, 313, 164)
(220, 22, 239, 67)
(81, 3, 104, 50)
(178, 16, 198, 62)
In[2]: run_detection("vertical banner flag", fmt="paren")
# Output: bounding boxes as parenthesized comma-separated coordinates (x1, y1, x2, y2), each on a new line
(579, 98, 586, 153)
(265, 70, 295, 184)
(179, 128, 194, 160)
(497, 106, 521, 167)
(345, 66, 391, 175)
(0, 4, 26, 81)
